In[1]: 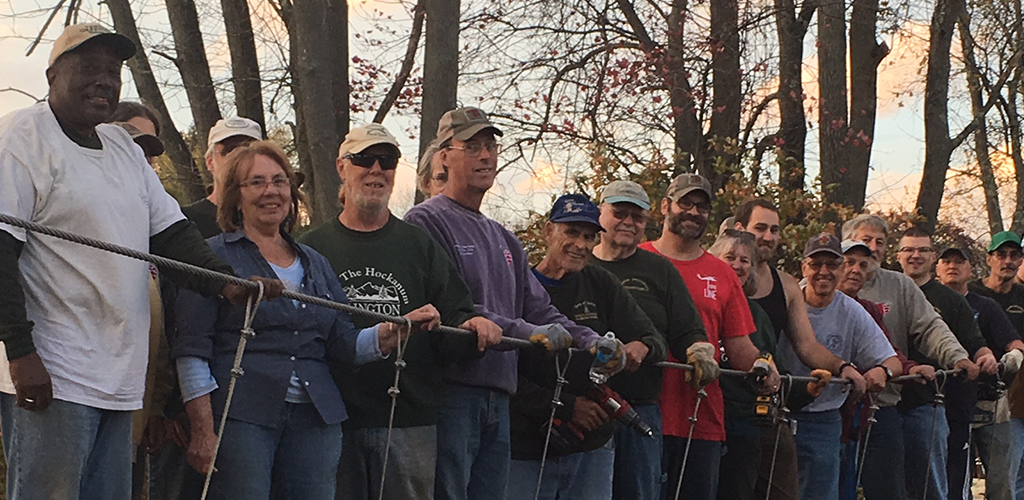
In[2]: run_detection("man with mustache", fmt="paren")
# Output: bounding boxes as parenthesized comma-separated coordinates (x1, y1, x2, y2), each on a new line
(300, 124, 502, 500)
(968, 231, 1024, 500)
(938, 245, 1024, 500)
(896, 226, 997, 500)
(0, 23, 265, 499)
(777, 233, 899, 500)
(639, 174, 785, 500)
(842, 214, 978, 500)
(590, 180, 715, 500)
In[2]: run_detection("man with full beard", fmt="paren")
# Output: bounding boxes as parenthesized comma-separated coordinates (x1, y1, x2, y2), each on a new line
(640, 174, 788, 500)
(299, 124, 503, 500)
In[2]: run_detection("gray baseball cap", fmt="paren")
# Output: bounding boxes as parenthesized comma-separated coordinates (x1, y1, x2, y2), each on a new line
(666, 173, 713, 201)
(600, 180, 650, 210)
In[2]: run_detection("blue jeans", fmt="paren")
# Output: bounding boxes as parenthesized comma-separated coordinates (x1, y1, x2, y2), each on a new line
(974, 419, 1024, 500)
(434, 386, 511, 500)
(209, 403, 343, 500)
(148, 436, 205, 500)
(0, 394, 133, 500)
(506, 439, 614, 500)
(337, 425, 437, 500)
(792, 409, 842, 500)
(902, 405, 949, 500)
(612, 404, 663, 500)
(662, 436, 722, 500)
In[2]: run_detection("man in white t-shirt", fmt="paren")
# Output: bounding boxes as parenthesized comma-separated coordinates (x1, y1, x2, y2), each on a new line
(0, 23, 273, 500)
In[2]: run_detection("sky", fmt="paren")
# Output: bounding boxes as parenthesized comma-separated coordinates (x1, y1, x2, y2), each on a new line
(0, 0, 996, 235)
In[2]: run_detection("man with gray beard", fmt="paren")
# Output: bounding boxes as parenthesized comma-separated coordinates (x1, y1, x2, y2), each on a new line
(298, 124, 502, 500)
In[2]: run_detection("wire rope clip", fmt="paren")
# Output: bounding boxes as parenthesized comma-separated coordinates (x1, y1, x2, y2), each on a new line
(230, 367, 245, 378)
(240, 327, 256, 339)
(387, 386, 400, 398)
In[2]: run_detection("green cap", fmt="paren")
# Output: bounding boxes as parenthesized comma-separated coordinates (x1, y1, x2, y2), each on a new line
(988, 231, 1022, 252)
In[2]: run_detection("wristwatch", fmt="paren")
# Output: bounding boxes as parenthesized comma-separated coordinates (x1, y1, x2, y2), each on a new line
(838, 361, 857, 375)
(875, 364, 893, 381)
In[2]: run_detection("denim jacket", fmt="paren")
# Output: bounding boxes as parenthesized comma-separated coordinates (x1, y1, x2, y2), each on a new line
(171, 230, 380, 428)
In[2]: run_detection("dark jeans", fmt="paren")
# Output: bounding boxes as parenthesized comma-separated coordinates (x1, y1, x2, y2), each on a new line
(861, 407, 905, 500)
(148, 436, 205, 500)
(662, 436, 722, 500)
(434, 386, 511, 500)
(336, 425, 437, 500)
(792, 409, 842, 500)
(719, 419, 798, 500)
(946, 421, 971, 500)
(0, 394, 133, 500)
(613, 404, 664, 500)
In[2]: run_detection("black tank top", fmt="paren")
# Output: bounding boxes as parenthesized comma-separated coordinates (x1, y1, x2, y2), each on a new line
(754, 267, 789, 341)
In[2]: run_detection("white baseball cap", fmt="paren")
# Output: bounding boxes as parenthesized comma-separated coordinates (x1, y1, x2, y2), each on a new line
(208, 117, 262, 148)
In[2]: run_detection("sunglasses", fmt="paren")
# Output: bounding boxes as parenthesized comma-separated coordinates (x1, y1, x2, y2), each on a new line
(345, 153, 399, 170)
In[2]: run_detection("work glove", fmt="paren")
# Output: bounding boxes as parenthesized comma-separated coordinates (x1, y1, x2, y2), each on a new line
(590, 336, 626, 379)
(529, 324, 573, 351)
(685, 342, 720, 390)
(1002, 349, 1024, 375)
(807, 369, 832, 397)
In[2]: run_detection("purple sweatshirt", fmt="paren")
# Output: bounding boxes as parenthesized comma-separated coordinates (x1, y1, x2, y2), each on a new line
(405, 195, 598, 393)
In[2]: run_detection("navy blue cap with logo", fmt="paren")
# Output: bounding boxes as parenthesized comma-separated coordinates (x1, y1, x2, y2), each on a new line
(549, 194, 605, 232)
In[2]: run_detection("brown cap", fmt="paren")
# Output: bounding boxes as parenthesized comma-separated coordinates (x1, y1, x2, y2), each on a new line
(113, 122, 164, 157)
(49, 23, 135, 67)
(436, 107, 503, 144)
(338, 123, 401, 158)
(666, 173, 713, 201)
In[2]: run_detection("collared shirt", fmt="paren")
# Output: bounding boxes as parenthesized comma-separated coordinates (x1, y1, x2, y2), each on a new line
(171, 230, 382, 428)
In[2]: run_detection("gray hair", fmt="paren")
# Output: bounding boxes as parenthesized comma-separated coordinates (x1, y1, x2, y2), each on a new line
(709, 229, 759, 296)
(842, 214, 889, 239)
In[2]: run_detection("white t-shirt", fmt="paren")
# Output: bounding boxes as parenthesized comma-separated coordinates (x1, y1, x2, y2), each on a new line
(778, 291, 896, 412)
(0, 102, 185, 411)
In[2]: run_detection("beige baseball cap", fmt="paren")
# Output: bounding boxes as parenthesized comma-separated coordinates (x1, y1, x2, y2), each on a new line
(600, 180, 651, 210)
(435, 107, 503, 144)
(208, 117, 262, 148)
(338, 123, 401, 157)
(666, 173, 713, 201)
(49, 23, 136, 67)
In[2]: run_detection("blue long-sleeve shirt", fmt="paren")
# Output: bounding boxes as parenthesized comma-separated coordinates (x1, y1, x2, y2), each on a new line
(170, 230, 382, 428)
(404, 195, 598, 393)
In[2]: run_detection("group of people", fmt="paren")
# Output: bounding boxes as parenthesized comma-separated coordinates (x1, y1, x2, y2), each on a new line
(1, 21, 1024, 500)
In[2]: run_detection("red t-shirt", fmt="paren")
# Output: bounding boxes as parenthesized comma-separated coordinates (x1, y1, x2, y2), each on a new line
(640, 243, 755, 441)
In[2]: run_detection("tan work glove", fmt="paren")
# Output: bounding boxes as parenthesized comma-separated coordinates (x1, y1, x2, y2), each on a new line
(685, 342, 720, 390)
(807, 369, 832, 397)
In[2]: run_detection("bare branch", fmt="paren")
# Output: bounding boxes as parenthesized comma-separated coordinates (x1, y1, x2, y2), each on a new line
(373, 0, 426, 123)
(0, 87, 44, 102)
(25, 0, 66, 57)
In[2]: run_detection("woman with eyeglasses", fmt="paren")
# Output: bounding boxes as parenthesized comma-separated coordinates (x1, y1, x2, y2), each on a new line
(169, 141, 440, 500)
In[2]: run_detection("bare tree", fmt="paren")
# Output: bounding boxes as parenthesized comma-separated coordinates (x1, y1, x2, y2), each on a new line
(775, 0, 815, 191)
(164, 0, 222, 152)
(706, 0, 742, 191)
(221, 0, 266, 132)
(416, 0, 460, 204)
(106, 0, 207, 202)
(327, 0, 349, 143)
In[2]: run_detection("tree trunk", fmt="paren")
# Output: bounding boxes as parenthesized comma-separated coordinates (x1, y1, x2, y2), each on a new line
(916, 0, 964, 232)
(817, 0, 848, 205)
(666, 0, 703, 176)
(106, 0, 206, 202)
(165, 0, 222, 156)
(416, 0, 460, 205)
(221, 0, 265, 133)
(706, 0, 741, 192)
(327, 0, 350, 143)
(289, 0, 342, 225)
(775, 0, 814, 191)
(1009, 0, 1024, 234)
(845, 0, 885, 211)
(959, 16, 1004, 234)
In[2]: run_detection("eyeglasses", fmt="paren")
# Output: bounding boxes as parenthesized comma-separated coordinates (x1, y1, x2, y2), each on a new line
(610, 209, 647, 223)
(345, 153, 399, 170)
(898, 246, 934, 255)
(805, 259, 841, 271)
(448, 142, 500, 156)
(239, 176, 291, 190)
(676, 198, 712, 214)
